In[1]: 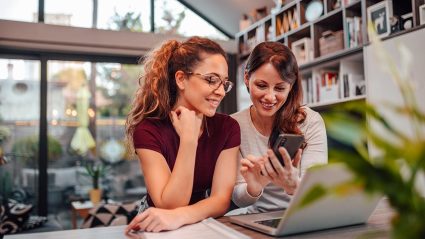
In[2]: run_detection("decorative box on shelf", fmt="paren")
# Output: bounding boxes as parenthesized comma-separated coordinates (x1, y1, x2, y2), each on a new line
(292, 37, 313, 65)
(319, 30, 344, 56)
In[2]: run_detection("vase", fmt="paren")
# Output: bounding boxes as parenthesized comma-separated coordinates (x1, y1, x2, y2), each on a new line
(89, 189, 102, 204)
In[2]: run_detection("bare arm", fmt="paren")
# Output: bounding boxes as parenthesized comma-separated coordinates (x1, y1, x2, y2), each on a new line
(127, 146, 239, 232)
(136, 136, 198, 209)
(180, 145, 239, 220)
(136, 106, 203, 209)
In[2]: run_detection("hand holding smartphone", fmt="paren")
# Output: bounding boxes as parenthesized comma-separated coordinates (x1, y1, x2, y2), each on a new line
(272, 133, 305, 166)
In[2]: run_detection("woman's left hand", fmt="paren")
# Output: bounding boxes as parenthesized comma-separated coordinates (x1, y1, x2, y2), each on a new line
(260, 148, 302, 195)
(125, 207, 185, 233)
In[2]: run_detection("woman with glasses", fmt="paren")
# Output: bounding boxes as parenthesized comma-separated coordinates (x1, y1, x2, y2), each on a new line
(230, 42, 327, 214)
(125, 36, 240, 232)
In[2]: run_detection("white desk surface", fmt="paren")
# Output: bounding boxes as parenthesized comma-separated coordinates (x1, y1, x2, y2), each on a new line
(6, 199, 394, 239)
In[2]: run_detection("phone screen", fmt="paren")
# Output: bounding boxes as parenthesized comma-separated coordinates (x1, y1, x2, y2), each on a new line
(272, 134, 305, 166)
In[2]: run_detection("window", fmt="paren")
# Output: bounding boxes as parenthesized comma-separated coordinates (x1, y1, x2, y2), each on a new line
(1, 0, 228, 39)
(45, 60, 142, 223)
(154, 0, 229, 40)
(0, 0, 38, 22)
(45, 0, 93, 28)
(97, 0, 151, 32)
(0, 58, 40, 208)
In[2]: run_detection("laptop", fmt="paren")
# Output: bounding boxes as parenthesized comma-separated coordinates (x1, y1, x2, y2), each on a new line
(229, 163, 382, 236)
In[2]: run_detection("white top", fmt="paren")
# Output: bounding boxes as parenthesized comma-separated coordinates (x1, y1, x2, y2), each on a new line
(231, 106, 328, 213)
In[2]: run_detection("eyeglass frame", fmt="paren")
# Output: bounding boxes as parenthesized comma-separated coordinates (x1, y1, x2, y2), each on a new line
(185, 71, 234, 93)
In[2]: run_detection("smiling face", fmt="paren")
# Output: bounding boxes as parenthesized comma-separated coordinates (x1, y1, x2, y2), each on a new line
(245, 62, 292, 120)
(175, 53, 228, 117)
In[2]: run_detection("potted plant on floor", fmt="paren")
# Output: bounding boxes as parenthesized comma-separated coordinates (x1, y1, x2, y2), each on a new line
(0, 125, 11, 163)
(85, 163, 107, 204)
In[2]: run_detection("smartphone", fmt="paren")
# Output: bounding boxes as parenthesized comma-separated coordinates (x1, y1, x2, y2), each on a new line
(272, 134, 305, 166)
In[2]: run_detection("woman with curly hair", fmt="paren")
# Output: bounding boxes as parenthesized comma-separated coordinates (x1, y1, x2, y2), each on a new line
(125, 37, 240, 232)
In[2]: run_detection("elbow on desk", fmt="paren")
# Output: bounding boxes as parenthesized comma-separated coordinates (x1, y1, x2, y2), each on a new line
(153, 199, 191, 210)
(208, 195, 232, 218)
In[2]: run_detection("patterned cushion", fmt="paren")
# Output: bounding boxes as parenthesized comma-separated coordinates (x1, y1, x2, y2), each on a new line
(81, 202, 137, 228)
(0, 200, 33, 234)
(21, 216, 48, 231)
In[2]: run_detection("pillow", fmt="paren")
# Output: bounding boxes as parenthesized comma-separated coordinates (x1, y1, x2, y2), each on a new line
(0, 200, 33, 234)
(21, 215, 48, 231)
(81, 202, 137, 228)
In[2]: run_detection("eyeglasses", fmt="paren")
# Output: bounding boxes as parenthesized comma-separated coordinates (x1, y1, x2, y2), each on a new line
(186, 72, 234, 93)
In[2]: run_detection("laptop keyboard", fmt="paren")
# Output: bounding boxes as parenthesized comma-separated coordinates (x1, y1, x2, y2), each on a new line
(255, 218, 282, 228)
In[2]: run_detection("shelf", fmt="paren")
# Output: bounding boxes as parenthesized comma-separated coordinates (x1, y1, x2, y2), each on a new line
(308, 95, 366, 109)
(286, 22, 312, 39)
(276, 33, 286, 43)
(275, 2, 299, 38)
(366, 24, 425, 45)
(238, 15, 272, 37)
(275, 0, 298, 16)
(299, 45, 363, 70)
(313, 7, 343, 26)
(235, 0, 423, 113)
(239, 52, 250, 61)
(344, 0, 362, 11)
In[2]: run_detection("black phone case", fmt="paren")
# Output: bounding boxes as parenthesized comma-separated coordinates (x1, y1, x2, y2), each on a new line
(272, 134, 305, 166)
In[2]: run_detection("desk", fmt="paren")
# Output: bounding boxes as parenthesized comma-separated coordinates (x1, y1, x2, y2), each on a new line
(7, 199, 394, 239)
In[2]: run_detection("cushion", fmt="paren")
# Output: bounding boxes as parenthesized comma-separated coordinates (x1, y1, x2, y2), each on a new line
(21, 216, 48, 231)
(0, 200, 33, 234)
(81, 202, 137, 228)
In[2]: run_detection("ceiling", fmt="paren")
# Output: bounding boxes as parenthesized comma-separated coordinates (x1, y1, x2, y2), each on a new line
(179, 0, 275, 38)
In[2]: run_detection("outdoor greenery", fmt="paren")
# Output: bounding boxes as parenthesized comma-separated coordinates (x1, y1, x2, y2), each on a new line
(0, 126, 10, 146)
(11, 135, 63, 166)
(97, 65, 139, 118)
(157, 1, 186, 34)
(109, 10, 143, 32)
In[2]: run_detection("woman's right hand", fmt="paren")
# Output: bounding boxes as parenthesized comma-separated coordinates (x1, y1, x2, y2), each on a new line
(125, 207, 185, 233)
(170, 106, 203, 142)
(240, 155, 270, 197)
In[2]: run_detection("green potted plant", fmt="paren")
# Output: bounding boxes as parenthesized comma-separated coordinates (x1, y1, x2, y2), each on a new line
(85, 163, 107, 204)
(0, 125, 11, 161)
(11, 135, 62, 167)
(308, 23, 425, 238)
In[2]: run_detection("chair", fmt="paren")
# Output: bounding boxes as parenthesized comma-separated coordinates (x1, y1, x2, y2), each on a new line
(80, 201, 138, 228)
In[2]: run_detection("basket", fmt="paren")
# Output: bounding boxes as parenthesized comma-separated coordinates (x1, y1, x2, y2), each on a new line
(319, 30, 344, 56)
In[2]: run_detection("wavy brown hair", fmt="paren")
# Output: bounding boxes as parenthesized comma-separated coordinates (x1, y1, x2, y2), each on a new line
(126, 36, 226, 149)
(245, 41, 306, 147)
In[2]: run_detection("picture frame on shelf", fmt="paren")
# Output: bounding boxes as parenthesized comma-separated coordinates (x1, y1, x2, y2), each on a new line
(292, 37, 312, 65)
(420, 4, 425, 26)
(367, 0, 393, 38)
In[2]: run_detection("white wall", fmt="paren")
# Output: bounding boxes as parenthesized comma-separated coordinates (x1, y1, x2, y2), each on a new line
(364, 27, 425, 196)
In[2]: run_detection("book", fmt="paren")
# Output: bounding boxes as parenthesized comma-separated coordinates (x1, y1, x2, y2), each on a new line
(136, 218, 250, 239)
(340, 73, 365, 98)
(346, 16, 362, 48)
(319, 71, 339, 102)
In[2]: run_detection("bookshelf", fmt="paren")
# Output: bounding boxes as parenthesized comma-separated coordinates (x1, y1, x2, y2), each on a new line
(235, 0, 425, 111)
